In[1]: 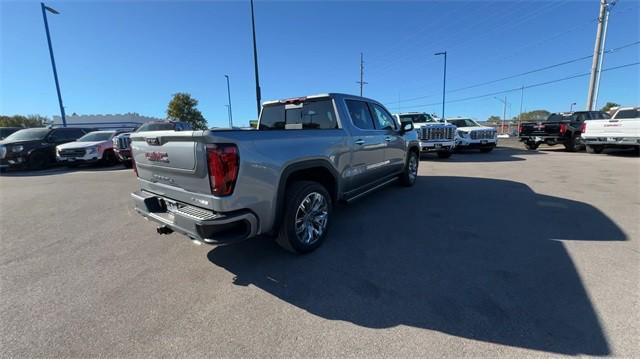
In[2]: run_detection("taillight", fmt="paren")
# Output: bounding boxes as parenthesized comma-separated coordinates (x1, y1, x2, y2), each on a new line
(518, 124, 522, 134)
(206, 144, 239, 196)
(559, 123, 568, 135)
(132, 156, 138, 177)
(579, 122, 587, 133)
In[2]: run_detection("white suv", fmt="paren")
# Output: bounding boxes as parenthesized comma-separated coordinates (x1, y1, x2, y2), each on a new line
(448, 118, 497, 153)
(56, 130, 121, 166)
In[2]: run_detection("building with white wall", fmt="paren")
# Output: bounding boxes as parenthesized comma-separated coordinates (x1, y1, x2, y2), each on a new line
(51, 113, 163, 130)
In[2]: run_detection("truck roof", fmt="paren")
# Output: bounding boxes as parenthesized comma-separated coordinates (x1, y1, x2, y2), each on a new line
(262, 93, 383, 106)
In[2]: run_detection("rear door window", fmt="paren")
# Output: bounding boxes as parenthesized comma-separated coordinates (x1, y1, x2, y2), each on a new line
(345, 100, 375, 130)
(259, 99, 338, 130)
(615, 109, 639, 119)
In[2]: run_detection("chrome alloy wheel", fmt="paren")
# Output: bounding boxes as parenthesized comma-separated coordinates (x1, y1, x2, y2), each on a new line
(294, 192, 329, 245)
(408, 154, 418, 182)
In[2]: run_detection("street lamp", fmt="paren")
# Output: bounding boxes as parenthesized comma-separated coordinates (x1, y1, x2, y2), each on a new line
(41, 2, 66, 127)
(224, 75, 233, 128)
(434, 51, 447, 121)
(493, 96, 508, 134)
(570, 102, 577, 112)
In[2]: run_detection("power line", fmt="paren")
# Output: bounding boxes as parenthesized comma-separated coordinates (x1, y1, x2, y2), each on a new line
(385, 41, 639, 105)
(397, 62, 639, 110)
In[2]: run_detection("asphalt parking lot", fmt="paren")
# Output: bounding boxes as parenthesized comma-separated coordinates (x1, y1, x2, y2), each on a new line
(1, 141, 638, 358)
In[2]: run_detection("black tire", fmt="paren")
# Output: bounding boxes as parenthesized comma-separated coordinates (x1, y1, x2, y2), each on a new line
(27, 151, 49, 170)
(586, 145, 604, 154)
(480, 147, 494, 153)
(122, 160, 133, 169)
(102, 150, 117, 166)
(564, 134, 582, 152)
(525, 143, 539, 150)
(276, 181, 332, 254)
(399, 150, 419, 187)
(436, 151, 452, 159)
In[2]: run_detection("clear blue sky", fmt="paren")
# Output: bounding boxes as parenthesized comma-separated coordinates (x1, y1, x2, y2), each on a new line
(1, 0, 638, 127)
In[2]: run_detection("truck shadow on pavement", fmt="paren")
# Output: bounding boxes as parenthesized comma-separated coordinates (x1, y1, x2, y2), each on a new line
(207, 176, 625, 356)
(428, 146, 546, 162)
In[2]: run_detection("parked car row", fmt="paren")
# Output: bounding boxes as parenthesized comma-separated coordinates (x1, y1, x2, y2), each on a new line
(394, 112, 498, 159)
(518, 107, 639, 154)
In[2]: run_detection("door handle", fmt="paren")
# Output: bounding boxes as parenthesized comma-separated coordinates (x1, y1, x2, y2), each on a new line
(384, 136, 392, 142)
(355, 139, 365, 145)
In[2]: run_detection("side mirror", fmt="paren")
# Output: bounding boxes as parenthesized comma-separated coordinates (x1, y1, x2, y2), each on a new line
(400, 121, 414, 133)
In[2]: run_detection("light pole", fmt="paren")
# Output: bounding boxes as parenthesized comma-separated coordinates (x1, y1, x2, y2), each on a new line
(494, 96, 508, 134)
(224, 75, 233, 128)
(41, 2, 66, 127)
(250, 0, 261, 117)
(570, 102, 577, 112)
(434, 51, 447, 121)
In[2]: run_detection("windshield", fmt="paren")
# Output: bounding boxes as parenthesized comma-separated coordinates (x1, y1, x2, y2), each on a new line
(77, 132, 115, 142)
(136, 122, 176, 132)
(448, 119, 478, 127)
(3, 128, 50, 141)
(399, 114, 437, 124)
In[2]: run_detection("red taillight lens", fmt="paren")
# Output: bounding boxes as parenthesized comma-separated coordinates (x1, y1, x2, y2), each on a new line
(206, 144, 239, 196)
(132, 156, 138, 177)
(579, 122, 586, 133)
(559, 123, 568, 135)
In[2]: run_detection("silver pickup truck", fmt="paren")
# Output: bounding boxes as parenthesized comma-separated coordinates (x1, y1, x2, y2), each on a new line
(131, 93, 419, 253)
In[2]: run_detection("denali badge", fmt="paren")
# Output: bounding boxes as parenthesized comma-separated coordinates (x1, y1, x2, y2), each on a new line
(145, 151, 169, 162)
(146, 137, 160, 145)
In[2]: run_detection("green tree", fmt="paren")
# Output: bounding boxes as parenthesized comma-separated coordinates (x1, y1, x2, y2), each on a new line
(0, 114, 49, 128)
(486, 115, 501, 125)
(166, 93, 208, 130)
(600, 102, 620, 113)
(519, 110, 550, 122)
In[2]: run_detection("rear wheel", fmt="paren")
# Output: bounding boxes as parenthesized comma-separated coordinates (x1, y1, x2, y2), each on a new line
(525, 143, 539, 150)
(436, 151, 452, 159)
(586, 145, 604, 154)
(564, 134, 582, 152)
(399, 151, 418, 186)
(276, 181, 332, 254)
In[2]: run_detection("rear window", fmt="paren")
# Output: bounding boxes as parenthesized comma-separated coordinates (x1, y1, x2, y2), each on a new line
(136, 123, 176, 132)
(259, 99, 338, 130)
(399, 114, 436, 123)
(614, 109, 639, 119)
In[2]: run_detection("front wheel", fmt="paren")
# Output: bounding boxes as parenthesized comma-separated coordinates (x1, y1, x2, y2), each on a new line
(586, 145, 604, 154)
(399, 151, 418, 186)
(276, 181, 332, 254)
(437, 151, 452, 159)
(27, 151, 49, 170)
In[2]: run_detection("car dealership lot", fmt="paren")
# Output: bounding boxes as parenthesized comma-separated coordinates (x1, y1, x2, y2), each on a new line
(1, 143, 638, 358)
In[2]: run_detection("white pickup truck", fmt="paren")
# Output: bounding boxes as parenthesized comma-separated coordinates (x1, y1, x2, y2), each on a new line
(582, 107, 640, 155)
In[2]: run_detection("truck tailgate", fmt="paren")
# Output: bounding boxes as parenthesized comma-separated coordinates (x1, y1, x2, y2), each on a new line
(584, 118, 640, 137)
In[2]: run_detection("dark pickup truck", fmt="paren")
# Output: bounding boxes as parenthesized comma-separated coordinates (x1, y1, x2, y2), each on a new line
(519, 111, 610, 151)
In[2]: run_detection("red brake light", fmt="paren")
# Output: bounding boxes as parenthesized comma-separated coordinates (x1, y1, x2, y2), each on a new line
(559, 123, 568, 135)
(132, 156, 138, 177)
(579, 122, 587, 133)
(279, 97, 307, 105)
(206, 144, 239, 196)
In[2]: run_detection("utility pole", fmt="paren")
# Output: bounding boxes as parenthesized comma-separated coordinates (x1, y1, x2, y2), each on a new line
(586, 0, 614, 110)
(518, 85, 524, 135)
(224, 75, 233, 128)
(250, 0, 261, 117)
(494, 96, 508, 134)
(356, 52, 367, 96)
(593, 0, 615, 108)
(434, 51, 447, 120)
(41, 2, 66, 127)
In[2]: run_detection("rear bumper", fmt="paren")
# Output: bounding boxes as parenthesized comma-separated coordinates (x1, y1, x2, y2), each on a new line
(582, 136, 640, 146)
(131, 190, 259, 245)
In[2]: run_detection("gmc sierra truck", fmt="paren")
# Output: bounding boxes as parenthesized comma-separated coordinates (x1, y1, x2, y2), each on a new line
(131, 93, 420, 253)
(519, 111, 610, 151)
(582, 107, 640, 155)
